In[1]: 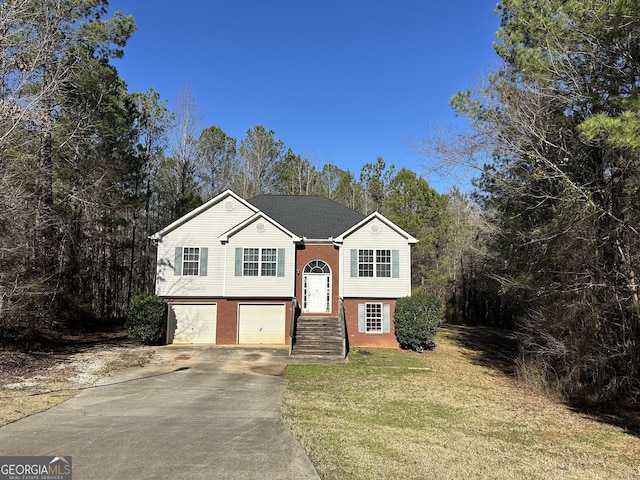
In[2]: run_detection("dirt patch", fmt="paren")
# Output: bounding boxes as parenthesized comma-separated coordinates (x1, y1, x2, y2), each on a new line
(0, 326, 156, 426)
(250, 364, 287, 376)
(173, 354, 191, 361)
(243, 353, 263, 361)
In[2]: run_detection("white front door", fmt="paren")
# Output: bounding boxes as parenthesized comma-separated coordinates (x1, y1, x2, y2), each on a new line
(305, 274, 330, 313)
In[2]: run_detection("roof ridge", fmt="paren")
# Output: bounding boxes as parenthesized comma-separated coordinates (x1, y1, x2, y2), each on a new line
(247, 194, 364, 238)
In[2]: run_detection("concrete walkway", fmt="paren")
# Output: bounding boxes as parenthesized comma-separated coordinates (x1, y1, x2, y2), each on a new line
(0, 346, 320, 480)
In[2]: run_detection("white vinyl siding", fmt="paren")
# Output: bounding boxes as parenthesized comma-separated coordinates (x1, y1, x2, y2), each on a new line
(155, 195, 255, 297)
(342, 220, 412, 299)
(224, 219, 294, 297)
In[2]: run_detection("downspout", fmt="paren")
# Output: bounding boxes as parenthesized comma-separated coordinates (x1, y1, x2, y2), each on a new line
(165, 301, 171, 345)
(222, 241, 227, 296)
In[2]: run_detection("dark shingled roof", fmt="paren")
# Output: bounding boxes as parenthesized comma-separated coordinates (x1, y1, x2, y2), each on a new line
(248, 195, 366, 239)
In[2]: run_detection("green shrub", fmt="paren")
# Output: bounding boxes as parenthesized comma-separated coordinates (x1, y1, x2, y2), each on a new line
(125, 294, 166, 345)
(394, 294, 445, 352)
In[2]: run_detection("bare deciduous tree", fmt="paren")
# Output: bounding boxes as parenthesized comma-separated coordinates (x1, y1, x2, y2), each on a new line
(424, 0, 640, 402)
(157, 85, 204, 220)
(197, 125, 238, 200)
(238, 125, 284, 198)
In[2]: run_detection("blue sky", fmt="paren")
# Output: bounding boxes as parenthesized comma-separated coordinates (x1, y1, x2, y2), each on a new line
(107, 1, 501, 192)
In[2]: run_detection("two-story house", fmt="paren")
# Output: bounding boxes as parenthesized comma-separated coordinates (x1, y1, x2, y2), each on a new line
(151, 190, 417, 356)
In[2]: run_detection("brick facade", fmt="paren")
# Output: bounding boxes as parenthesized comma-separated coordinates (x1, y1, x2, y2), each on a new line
(295, 243, 399, 348)
(343, 298, 399, 348)
(295, 243, 340, 315)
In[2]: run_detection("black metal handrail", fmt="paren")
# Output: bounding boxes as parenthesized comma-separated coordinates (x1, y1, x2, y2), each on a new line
(339, 297, 347, 358)
(289, 297, 298, 356)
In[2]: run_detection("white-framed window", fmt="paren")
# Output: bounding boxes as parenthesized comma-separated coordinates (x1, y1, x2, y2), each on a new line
(236, 247, 285, 277)
(376, 249, 391, 278)
(261, 248, 277, 277)
(304, 259, 331, 275)
(243, 248, 260, 276)
(358, 302, 391, 334)
(174, 247, 207, 277)
(365, 302, 383, 333)
(358, 249, 374, 277)
(357, 249, 392, 277)
(182, 247, 200, 276)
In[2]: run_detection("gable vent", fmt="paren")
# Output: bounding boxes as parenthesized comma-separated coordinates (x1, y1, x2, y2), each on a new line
(224, 200, 235, 211)
(370, 223, 380, 234)
(256, 222, 266, 233)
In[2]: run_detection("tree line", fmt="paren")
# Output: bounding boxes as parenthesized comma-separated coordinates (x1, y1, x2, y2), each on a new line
(0, 0, 470, 345)
(438, 0, 640, 404)
(4, 0, 636, 407)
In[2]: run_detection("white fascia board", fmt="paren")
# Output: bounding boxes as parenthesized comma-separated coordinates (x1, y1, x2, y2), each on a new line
(334, 211, 419, 244)
(218, 211, 302, 243)
(301, 237, 335, 244)
(149, 190, 258, 240)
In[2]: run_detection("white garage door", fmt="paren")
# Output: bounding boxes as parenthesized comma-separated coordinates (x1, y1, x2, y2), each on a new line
(169, 303, 217, 344)
(238, 304, 286, 344)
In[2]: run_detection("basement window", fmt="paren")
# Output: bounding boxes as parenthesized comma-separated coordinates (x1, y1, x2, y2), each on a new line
(365, 302, 383, 333)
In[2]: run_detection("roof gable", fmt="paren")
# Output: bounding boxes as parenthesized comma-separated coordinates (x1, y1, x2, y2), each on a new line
(218, 211, 302, 243)
(334, 211, 418, 244)
(247, 195, 365, 239)
(151, 190, 415, 245)
(149, 190, 258, 240)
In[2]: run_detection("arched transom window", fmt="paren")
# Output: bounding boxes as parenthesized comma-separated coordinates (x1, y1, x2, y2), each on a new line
(304, 260, 330, 274)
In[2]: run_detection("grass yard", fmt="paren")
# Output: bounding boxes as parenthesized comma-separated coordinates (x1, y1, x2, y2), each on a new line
(283, 326, 640, 480)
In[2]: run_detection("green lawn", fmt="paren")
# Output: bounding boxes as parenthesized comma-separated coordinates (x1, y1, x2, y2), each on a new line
(283, 327, 640, 480)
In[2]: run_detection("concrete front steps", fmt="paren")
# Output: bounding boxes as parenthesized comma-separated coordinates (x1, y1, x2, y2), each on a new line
(290, 315, 346, 362)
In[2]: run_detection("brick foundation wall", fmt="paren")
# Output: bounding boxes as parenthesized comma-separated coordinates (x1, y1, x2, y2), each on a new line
(343, 298, 399, 348)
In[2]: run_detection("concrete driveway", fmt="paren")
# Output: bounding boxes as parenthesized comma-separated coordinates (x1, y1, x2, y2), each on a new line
(0, 346, 320, 479)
